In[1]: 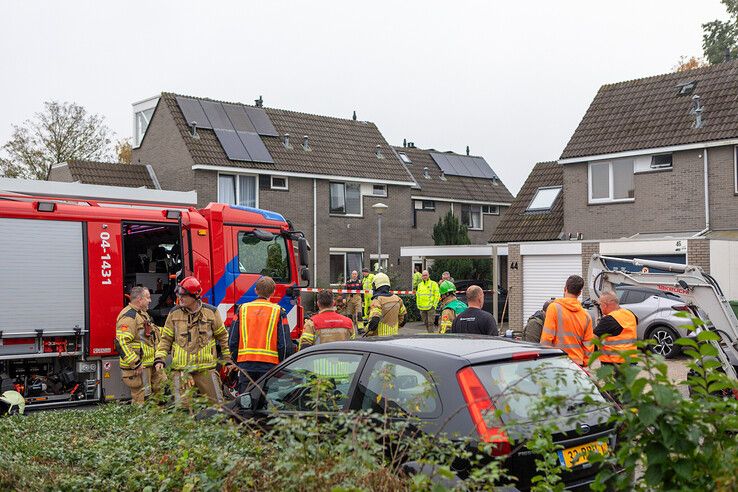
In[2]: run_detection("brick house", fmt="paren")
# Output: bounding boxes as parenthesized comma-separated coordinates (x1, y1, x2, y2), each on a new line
(129, 93, 512, 287)
(49, 160, 160, 189)
(558, 60, 738, 239)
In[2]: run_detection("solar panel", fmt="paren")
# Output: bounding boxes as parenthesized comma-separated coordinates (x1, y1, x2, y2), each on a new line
(238, 131, 274, 163)
(429, 152, 497, 179)
(244, 107, 278, 136)
(223, 103, 257, 133)
(215, 128, 252, 161)
(200, 100, 233, 130)
(176, 97, 211, 129)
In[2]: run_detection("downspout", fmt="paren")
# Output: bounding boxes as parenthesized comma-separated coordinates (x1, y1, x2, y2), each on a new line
(703, 148, 710, 231)
(313, 178, 318, 278)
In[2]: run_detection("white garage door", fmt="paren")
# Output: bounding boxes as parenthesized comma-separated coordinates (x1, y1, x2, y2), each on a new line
(523, 255, 582, 321)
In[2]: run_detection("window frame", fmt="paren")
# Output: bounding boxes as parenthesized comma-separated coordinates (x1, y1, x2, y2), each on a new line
(329, 249, 364, 285)
(481, 204, 500, 215)
(371, 184, 388, 197)
(588, 160, 635, 204)
(351, 354, 443, 419)
(526, 186, 562, 212)
(270, 175, 289, 191)
(217, 172, 259, 207)
(329, 181, 363, 217)
(734, 146, 738, 194)
(460, 204, 483, 230)
(257, 350, 369, 414)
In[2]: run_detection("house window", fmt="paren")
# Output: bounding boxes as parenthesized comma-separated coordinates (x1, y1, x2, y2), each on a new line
(218, 173, 257, 207)
(481, 205, 500, 215)
(370, 254, 389, 272)
(735, 147, 738, 193)
(329, 182, 362, 215)
(589, 159, 634, 203)
(650, 154, 672, 170)
(399, 152, 412, 164)
(372, 184, 387, 197)
(461, 204, 482, 230)
(329, 251, 364, 284)
(271, 176, 288, 191)
(527, 187, 562, 212)
(414, 200, 435, 211)
(134, 107, 155, 147)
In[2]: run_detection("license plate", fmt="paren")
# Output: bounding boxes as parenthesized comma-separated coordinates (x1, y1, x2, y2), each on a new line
(557, 441, 609, 468)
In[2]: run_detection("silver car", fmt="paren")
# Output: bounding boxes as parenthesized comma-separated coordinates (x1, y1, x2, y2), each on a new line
(584, 285, 699, 358)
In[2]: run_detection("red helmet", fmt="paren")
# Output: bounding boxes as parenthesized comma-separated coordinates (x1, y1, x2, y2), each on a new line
(176, 276, 202, 298)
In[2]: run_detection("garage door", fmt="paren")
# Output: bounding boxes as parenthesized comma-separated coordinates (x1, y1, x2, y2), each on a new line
(523, 255, 582, 321)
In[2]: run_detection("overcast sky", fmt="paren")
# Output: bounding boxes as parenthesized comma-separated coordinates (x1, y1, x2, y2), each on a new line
(0, 0, 728, 193)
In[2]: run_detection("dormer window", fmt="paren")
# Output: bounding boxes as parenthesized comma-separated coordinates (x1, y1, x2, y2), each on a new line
(677, 80, 697, 96)
(132, 96, 159, 148)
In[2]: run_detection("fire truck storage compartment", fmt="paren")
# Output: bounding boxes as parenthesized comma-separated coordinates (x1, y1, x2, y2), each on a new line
(122, 221, 182, 325)
(0, 218, 98, 405)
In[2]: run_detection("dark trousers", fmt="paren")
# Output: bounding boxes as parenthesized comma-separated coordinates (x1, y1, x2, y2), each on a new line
(237, 369, 270, 393)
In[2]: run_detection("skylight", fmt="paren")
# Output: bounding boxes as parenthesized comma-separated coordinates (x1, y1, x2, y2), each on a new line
(527, 186, 561, 212)
(399, 152, 412, 164)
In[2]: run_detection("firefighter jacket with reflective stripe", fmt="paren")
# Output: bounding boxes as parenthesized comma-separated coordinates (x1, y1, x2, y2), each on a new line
(598, 308, 638, 364)
(115, 304, 159, 369)
(415, 279, 440, 311)
(540, 298, 593, 366)
(235, 299, 286, 364)
(439, 296, 467, 334)
(345, 278, 363, 301)
(368, 294, 407, 336)
(155, 303, 231, 371)
(299, 310, 355, 350)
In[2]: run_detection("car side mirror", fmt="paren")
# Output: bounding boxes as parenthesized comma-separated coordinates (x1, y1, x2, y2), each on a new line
(300, 267, 311, 287)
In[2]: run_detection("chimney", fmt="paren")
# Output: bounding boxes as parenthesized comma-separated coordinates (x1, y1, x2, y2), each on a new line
(403, 138, 407, 147)
(408, 141, 415, 148)
(303, 135, 310, 150)
(375, 145, 383, 158)
(255, 96, 263, 108)
(190, 121, 198, 138)
(691, 95, 703, 128)
(440, 171, 446, 180)
(283, 133, 290, 148)
(466, 145, 470, 156)
(352, 110, 357, 121)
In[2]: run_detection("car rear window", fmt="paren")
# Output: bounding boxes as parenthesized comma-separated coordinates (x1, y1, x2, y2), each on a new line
(472, 356, 608, 423)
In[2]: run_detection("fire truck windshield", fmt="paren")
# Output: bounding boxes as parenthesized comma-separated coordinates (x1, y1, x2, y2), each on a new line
(238, 232, 290, 282)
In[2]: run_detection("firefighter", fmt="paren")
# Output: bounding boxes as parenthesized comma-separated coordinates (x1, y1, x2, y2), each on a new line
(154, 276, 232, 405)
(115, 286, 166, 404)
(361, 267, 375, 321)
(299, 289, 355, 350)
(367, 273, 407, 337)
(594, 291, 638, 366)
(438, 281, 467, 334)
(540, 275, 594, 367)
(344, 270, 364, 332)
(415, 270, 440, 333)
(229, 276, 294, 392)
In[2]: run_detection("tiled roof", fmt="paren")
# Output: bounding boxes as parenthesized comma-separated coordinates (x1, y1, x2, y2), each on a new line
(64, 160, 156, 188)
(393, 146, 513, 204)
(489, 161, 563, 242)
(160, 93, 415, 184)
(560, 60, 738, 160)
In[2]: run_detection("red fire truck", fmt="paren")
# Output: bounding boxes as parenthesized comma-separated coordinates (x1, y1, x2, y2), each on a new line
(0, 178, 309, 408)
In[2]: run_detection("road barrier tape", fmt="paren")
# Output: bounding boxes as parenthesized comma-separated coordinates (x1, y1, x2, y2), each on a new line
(298, 287, 493, 295)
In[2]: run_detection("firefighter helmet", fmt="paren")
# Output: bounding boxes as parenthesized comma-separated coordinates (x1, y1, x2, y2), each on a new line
(0, 390, 25, 416)
(373, 272, 391, 289)
(176, 276, 202, 298)
(439, 280, 456, 297)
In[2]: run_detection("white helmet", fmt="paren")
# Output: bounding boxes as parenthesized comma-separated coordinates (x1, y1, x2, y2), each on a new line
(373, 272, 391, 289)
(0, 390, 25, 416)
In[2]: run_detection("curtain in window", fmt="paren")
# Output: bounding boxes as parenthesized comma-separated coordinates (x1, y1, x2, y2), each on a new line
(346, 252, 363, 277)
(330, 183, 346, 213)
(218, 175, 236, 204)
(239, 175, 256, 207)
(345, 183, 361, 214)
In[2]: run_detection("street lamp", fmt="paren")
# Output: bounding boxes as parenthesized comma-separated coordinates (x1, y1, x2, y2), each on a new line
(372, 202, 388, 272)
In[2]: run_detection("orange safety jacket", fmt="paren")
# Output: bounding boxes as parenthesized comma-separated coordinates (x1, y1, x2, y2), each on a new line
(599, 308, 638, 364)
(540, 298, 594, 366)
(237, 299, 281, 364)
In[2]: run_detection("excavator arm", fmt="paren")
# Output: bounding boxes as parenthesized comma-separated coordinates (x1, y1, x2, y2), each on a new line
(587, 254, 738, 381)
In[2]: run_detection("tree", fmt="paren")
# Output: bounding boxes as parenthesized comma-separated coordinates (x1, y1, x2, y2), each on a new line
(672, 55, 708, 72)
(0, 101, 113, 180)
(702, 0, 738, 64)
(115, 138, 132, 164)
(428, 211, 490, 281)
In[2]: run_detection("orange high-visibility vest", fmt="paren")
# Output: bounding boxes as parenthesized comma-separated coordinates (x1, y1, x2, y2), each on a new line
(600, 308, 638, 364)
(237, 299, 281, 364)
(541, 302, 593, 366)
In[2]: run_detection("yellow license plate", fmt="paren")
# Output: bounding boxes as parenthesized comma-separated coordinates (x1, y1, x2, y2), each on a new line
(558, 441, 609, 468)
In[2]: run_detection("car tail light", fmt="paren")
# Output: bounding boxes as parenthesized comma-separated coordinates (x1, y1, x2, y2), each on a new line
(671, 305, 690, 312)
(511, 351, 539, 361)
(456, 366, 511, 456)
